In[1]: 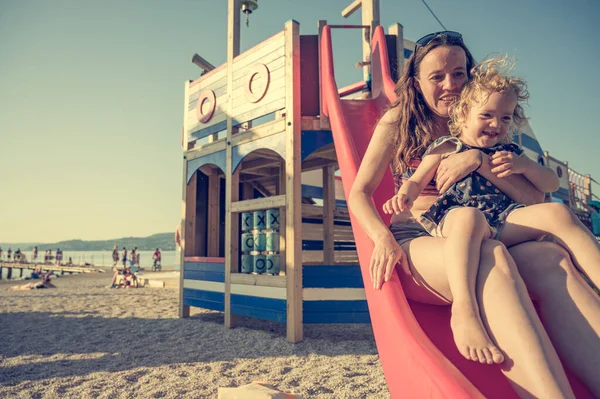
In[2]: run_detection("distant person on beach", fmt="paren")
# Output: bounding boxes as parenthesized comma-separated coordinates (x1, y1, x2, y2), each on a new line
(32, 246, 38, 262)
(7, 248, 12, 262)
(153, 248, 161, 271)
(56, 248, 62, 265)
(11, 271, 55, 290)
(14, 248, 22, 263)
(129, 248, 136, 267)
(66, 257, 73, 266)
(112, 245, 119, 266)
(0, 247, 3, 261)
(134, 247, 140, 267)
(121, 247, 127, 267)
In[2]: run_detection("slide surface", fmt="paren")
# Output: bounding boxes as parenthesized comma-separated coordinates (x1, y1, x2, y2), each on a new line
(319, 25, 592, 398)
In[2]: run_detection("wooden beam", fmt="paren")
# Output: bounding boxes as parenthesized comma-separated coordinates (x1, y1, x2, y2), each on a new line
(184, 173, 198, 256)
(231, 273, 287, 288)
(207, 174, 220, 257)
(284, 20, 303, 343)
(230, 195, 286, 213)
(388, 23, 405, 78)
(250, 181, 274, 197)
(179, 160, 190, 318)
(341, 0, 362, 18)
(230, 119, 286, 147)
(240, 158, 281, 171)
(323, 165, 335, 264)
(224, 0, 241, 330)
(186, 139, 227, 162)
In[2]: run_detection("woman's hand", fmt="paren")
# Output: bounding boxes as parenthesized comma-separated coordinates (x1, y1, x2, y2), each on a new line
(490, 151, 529, 178)
(436, 149, 481, 193)
(382, 193, 413, 215)
(370, 234, 410, 290)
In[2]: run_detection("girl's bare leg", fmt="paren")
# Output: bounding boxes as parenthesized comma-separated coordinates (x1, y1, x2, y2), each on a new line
(502, 202, 600, 290)
(440, 208, 503, 364)
(400, 236, 575, 399)
(509, 241, 600, 397)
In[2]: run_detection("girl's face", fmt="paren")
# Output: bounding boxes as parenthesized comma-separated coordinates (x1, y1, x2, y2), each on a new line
(460, 91, 517, 148)
(416, 45, 468, 118)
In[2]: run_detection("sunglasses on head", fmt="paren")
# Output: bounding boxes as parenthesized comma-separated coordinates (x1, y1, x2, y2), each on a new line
(415, 30, 463, 47)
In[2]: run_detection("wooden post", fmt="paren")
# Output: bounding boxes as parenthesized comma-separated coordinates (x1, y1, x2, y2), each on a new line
(207, 173, 220, 257)
(20, 268, 24, 278)
(323, 165, 335, 264)
(317, 20, 328, 130)
(284, 20, 303, 343)
(179, 80, 192, 319)
(224, 0, 241, 330)
(7, 267, 12, 280)
(341, 0, 380, 82)
(388, 23, 404, 80)
(278, 160, 287, 275)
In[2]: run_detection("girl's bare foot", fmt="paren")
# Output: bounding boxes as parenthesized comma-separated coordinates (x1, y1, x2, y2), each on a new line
(451, 301, 504, 364)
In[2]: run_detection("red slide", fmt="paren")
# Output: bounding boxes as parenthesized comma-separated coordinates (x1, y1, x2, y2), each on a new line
(319, 25, 592, 398)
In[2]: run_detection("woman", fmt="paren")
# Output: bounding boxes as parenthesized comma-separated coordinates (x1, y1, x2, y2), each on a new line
(348, 31, 600, 397)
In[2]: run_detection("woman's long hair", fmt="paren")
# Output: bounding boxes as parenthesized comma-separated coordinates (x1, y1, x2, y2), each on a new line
(388, 35, 476, 174)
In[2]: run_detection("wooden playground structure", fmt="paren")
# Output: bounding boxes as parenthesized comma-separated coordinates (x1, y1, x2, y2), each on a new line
(177, 0, 597, 346)
(178, 0, 400, 343)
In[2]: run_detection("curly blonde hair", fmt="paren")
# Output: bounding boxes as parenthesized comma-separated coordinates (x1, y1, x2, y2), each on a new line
(448, 55, 530, 142)
(388, 34, 476, 175)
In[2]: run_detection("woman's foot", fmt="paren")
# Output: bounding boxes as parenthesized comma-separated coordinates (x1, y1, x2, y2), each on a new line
(451, 301, 504, 364)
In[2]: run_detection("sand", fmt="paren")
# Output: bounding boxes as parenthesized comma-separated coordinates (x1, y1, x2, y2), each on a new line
(0, 272, 388, 399)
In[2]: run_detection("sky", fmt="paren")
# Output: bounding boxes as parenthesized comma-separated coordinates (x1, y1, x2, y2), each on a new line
(1, 0, 599, 243)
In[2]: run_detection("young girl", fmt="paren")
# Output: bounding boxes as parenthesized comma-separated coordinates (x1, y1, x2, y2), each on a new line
(383, 56, 600, 364)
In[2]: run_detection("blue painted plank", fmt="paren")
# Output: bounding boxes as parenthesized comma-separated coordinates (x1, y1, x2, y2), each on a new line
(303, 275, 365, 288)
(183, 270, 225, 283)
(230, 294, 286, 312)
(303, 300, 369, 313)
(184, 262, 225, 273)
(303, 311, 371, 324)
(231, 304, 286, 323)
(302, 218, 352, 226)
(183, 298, 225, 312)
(302, 240, 356, 251)
(303, 265, 363, 278)
(183, 288, 224, 303)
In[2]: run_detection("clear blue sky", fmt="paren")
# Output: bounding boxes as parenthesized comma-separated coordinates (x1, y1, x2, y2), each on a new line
(1, 0, 598, 243)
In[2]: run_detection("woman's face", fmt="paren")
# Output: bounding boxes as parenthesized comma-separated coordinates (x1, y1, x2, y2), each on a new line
(416, 45, 468, 118)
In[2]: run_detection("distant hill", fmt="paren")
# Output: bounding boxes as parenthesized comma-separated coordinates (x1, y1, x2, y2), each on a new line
(0, 233, 176, 251)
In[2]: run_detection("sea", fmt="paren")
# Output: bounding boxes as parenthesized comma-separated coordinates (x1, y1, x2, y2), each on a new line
(0, 250, 180, 280)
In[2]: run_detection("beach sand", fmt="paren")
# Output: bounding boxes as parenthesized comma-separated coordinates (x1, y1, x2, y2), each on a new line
(0, 272, 388, 398)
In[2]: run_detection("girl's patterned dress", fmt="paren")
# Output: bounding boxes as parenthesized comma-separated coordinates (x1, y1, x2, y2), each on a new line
(417, 136, 525, 238)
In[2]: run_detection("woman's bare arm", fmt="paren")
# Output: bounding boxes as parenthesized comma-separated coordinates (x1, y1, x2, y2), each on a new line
(348, 109, 398, 242)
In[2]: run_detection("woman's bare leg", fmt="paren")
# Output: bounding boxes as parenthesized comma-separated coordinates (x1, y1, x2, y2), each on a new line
(509, 241, 600, 397)
(401, 236, 575, 398)
(502, 202, 600, 290)
(440, 208, 503, 364)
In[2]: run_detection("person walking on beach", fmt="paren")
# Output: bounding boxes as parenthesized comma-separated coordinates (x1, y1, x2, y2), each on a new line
(112, 245, 119, 266)
(153, 248, 161, 271)
(32, 246, 38, 263)
(129, 248, 136, 267)
(7, 248, 12, 262)
(121, 247, 127, 267)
